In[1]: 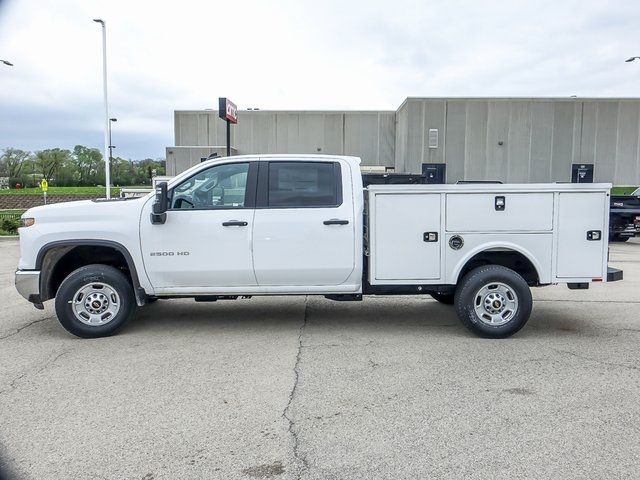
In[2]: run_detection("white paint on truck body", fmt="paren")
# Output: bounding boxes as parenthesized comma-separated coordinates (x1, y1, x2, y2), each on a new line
(17, 155, 612, 301)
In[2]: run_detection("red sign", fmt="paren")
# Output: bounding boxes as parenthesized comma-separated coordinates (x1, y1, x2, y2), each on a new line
(218, 97, 238, 124)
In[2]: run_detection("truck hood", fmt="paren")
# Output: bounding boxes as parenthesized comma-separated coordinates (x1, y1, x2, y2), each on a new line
(23, 197, 147, 223)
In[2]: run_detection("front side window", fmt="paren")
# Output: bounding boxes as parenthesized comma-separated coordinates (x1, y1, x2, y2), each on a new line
(170, 162, 249, 209)
(268, 162, 339, 207)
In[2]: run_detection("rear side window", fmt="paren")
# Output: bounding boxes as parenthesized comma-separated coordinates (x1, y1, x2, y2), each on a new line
(267, 162, 341, 207)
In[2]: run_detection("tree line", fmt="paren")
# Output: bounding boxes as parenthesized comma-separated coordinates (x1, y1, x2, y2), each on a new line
(0, 146, 166, 188)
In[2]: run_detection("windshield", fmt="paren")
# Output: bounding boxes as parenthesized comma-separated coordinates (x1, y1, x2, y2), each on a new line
(631, 187, 640, 196)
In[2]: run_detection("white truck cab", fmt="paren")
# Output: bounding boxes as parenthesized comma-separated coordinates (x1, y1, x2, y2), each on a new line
(15, 155, 622, 339)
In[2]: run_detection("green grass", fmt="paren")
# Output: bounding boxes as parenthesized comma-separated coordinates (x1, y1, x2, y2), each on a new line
(0, 209, 26, 214)
(611, 186, 639, 195)
(0, 186, 121, 196)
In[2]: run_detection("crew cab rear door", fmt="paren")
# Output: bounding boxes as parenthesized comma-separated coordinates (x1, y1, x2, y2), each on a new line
(252, 159, 356, 286)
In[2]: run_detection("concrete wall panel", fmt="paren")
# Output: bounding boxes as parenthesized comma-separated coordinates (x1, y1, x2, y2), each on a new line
(506, 102, 532, 183)
(464, 101, 488, 181)
(485, 102, 510, 181)
(422, 100, 447, 166)
(594, 102, 619, 183)
(551, 102, 576, 182)
(444, 101, 467, 182)
(404, 101, 424, 174)
(529, 102, 554, 183)
(378, 113, 396, 168)
(615, 102, 640, 184)
(345, 113, 375, 165)
(394, 104, 408, 173)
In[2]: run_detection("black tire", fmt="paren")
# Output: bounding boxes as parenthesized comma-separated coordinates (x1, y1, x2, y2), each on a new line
(430, 292, 455, 305)
(454, 265, 532, 339)
(609, 234, 629, 242)
(54, 264, 136, 338)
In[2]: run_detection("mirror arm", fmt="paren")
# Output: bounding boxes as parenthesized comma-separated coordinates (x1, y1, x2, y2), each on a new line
(151, 212, 167, 225)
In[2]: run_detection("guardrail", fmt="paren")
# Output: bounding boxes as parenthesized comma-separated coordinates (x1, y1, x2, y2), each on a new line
(0, 211, 23, 222)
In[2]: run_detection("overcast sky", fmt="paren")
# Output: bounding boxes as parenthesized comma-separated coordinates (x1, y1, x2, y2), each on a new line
(0, 0, 639, 159)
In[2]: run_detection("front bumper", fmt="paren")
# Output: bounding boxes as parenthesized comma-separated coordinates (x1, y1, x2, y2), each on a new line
(15, 270, 41, 304)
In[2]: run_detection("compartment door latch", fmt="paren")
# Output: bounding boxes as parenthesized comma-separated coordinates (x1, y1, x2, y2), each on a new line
(495, 196, 506, 211)
(423, 232, 439, 242)
(586, 230, 602, 241)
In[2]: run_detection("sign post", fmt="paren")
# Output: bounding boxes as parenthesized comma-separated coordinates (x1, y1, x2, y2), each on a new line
(40, 179, 48, 205)
(218, 97, 238, 156)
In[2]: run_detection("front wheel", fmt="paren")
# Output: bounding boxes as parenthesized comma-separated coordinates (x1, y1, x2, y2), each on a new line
(454, 265, 532, 338)
(54, 264, 136, 338)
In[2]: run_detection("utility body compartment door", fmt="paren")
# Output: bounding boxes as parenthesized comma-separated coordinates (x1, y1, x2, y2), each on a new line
(556, 192, 607, 279)
(446, 193, 553, 232)
(370, 193, 441, 282)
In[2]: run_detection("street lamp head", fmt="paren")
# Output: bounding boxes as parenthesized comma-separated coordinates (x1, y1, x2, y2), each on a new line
(93, 18, 104, 25)
(1, 60, 13, 66)
(110, 118, 117, 122)
(625, 56, 640, 63)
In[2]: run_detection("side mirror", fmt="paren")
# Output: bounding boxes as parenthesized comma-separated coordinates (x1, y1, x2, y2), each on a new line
(151, 182, 168, 224)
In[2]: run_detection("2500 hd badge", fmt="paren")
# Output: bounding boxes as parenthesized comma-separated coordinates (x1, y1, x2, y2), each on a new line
(150, 251, 190, 256)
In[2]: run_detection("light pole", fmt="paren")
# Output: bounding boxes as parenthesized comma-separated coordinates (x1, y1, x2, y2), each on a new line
(108, 118, 117, 184)
(93, 18, 111, 199)
(108, 118, 117, 162)
(0, 59, 13, 66)
(625, 57, 640, 63)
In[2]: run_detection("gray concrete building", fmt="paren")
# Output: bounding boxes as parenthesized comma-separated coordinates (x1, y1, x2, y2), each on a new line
(167, 98, 640, 185)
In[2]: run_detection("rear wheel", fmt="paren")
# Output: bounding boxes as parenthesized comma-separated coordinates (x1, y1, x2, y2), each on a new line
(610, 233, 630, 242)
(430, 292, 455, 305)
(454, 265, 532, 338)
(54, 264, 136, 338)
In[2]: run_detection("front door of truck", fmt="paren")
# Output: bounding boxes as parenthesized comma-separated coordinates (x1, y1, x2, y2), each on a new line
(140, 161, 258, 290)
(252, 160, 356, 286)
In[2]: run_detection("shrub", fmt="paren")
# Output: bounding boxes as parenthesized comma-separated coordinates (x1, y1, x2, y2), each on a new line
(1, 217, 20, 234)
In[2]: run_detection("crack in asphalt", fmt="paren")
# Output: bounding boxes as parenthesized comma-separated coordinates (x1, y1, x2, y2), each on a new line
(0, 315, 54, 340)
(549, 347, 640, 372)
(536, 299, 640, 304)
(0, 349, 70, 395)
(282, 296, 309, 479)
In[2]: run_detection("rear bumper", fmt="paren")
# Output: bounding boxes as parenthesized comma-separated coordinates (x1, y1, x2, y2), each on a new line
(15, 270, 41, 303)
(607, 267, 623, 282)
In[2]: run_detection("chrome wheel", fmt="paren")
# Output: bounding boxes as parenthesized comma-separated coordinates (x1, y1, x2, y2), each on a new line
(71, 282, 121, 326)
(473, 282, 518, 326)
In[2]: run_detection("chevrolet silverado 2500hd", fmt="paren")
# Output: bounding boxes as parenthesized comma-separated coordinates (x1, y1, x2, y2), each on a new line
(15, 155, 623, 338)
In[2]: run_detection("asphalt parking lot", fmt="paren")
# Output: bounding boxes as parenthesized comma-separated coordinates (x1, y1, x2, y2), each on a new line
(1, 238, 639, 480)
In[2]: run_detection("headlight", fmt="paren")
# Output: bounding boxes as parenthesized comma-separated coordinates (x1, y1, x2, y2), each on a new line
(20, 218, 35, 228)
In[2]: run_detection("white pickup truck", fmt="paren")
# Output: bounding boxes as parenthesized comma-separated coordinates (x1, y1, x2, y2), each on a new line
(15, 155, 622, 339)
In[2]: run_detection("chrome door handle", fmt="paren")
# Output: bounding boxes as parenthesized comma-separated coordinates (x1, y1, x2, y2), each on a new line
(323, 219, 349, 225)
(222, 220, 248, 227)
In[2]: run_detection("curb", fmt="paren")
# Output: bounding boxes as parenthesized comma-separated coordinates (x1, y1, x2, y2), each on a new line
(0, 236, 19, 241)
